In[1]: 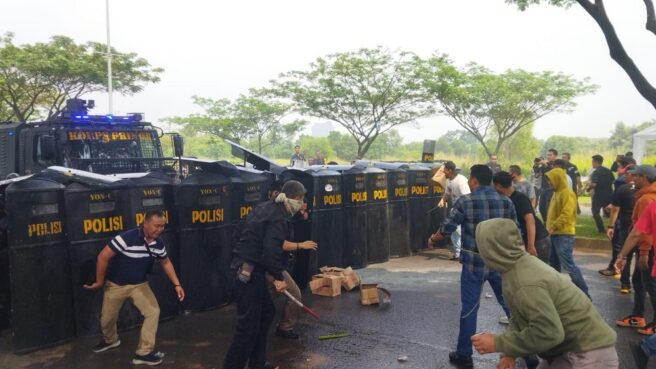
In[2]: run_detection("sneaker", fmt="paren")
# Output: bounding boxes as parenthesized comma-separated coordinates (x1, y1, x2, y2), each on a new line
(450, 253, 460, 261)
(499, 316, 510, 325)
(132, 352, 163, 366)
(598, 268, 617, 277)
(92, 339, 120, 353)
(620, 286, 632, 294)
(275, 328, 299, 340)
(448, 351, 473, 368)
(632, 342, 649, 369)
(638, 322, 656, 335)
(616, 315, 647, 328)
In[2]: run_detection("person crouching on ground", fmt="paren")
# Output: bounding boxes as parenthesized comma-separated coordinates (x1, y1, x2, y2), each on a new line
(471, 218, 618, 369)
(223, 180, 307, 369)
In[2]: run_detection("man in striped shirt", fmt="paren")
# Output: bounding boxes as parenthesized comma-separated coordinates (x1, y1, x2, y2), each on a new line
(84, 210, 184, 366)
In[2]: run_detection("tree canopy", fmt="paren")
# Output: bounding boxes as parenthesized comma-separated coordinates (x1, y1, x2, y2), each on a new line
(608, 120, 655, 151)
(165, 88, 307, 154)
(421, 58, 596, 157)
(0, 33, 162, 122)
(273, 47, 434, 159)
(507, 0, 656, 111)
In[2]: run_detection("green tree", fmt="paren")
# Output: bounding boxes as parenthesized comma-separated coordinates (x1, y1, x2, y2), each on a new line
(422, 59, 596, 157)
(165, 96, 251, 143)
(435, 130, 479, 157)
(327, 131, 358, 161)
(274, 47, 434, 159)
(366, 129, 404, 159)
(166, 89, 307, 154)
(608, 120, 655, 151)
(298, 135, 336, 163)
(507, 0, 656, 111)
(0, 33, 162, 122)
(496, 122, 541, 164)
(541, 135, 608, 155)
(233, 89, 307, 154)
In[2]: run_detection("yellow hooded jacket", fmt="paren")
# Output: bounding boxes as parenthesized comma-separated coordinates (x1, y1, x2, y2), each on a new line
(545, 168, 577, 235)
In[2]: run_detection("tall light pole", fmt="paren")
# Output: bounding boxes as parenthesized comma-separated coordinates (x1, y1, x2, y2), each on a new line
(105, 0, 113, 114)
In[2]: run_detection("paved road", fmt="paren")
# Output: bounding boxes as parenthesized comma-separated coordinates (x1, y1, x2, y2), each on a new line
(0, 247, 651, 369)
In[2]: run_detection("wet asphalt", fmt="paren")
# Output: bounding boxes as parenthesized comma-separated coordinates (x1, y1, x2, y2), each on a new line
(0, 246, 653, 369)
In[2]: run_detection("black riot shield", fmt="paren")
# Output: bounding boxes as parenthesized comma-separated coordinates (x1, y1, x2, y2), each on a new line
(121, 172, 180, 320)
(407, 165, 433, 253)
(6, 175, 75, 352)
(64, 176, 141, 337)
(363, 167, 389, 264)
(176, 169, 233, 311)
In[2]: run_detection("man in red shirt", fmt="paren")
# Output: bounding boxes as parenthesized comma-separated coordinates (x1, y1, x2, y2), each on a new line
(617, 201, 656, 369)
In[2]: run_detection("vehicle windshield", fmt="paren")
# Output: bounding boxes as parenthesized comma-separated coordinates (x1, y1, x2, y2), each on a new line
(63, 130, 159, 164)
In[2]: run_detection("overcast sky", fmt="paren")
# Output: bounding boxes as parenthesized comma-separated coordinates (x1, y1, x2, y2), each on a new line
(3, 0, 655, 142)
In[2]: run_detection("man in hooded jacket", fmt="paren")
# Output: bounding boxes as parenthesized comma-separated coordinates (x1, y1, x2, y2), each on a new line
(470, 218, 618, 369)
(545, 168, 589, 296)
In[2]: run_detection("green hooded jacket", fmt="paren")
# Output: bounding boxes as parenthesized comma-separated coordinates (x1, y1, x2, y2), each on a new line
(475, 219, 616, 359)
(545, 168, 577, 235)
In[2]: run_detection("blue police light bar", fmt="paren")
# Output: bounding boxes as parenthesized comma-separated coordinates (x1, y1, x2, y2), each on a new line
(70, 114, 142, 123)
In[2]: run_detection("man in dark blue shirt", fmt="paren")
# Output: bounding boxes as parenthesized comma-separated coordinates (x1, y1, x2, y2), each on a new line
(84, 210, 184, 366)
(428, 165, 518, 368)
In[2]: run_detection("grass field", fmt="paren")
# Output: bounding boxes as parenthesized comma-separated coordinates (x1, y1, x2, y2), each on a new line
(575, 214, 608, 240)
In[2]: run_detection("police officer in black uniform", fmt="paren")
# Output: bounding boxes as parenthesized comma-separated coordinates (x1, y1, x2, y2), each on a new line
(223, 180, 307, 369)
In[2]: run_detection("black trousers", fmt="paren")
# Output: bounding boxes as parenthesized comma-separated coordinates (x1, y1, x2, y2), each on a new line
(591, 196, 611, 232)
(538, 188, 553, 223)
(607, 218, 633, 287)
(223, 270, 275, 369)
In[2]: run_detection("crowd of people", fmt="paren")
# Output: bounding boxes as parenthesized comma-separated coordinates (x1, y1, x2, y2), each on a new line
(82, 145, 656, 369)
(430, 150, 656, 369)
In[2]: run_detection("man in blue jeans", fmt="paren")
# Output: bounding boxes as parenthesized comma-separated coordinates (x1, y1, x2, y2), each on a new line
(429, 164, 517, 368)
(545, 168, 590, 297)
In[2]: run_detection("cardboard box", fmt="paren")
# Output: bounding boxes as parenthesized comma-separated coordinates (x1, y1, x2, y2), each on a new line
(360, 284, 380, 305)
(319, 266, 361, 291)
(309, 274, 341, 297)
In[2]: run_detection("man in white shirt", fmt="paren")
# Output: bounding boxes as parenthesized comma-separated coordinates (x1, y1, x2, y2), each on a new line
(437, 161, 471, 259)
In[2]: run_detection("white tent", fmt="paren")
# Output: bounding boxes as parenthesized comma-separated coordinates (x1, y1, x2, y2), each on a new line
(632, 125, 656, 163)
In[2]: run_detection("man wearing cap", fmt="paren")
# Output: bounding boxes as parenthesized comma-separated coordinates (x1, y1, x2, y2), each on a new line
(223, 180, 307, 369)
(619, 201, 656, 368)
(615, 165, 656, 336)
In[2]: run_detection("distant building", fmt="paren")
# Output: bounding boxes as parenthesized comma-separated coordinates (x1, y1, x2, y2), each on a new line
(311, 121, 334, 137)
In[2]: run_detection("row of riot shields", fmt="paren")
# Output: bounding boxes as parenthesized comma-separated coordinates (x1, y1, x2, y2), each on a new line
(0, 160, 444, 353)
(278, 162, 446, 283)
(1, 163, 272, 353)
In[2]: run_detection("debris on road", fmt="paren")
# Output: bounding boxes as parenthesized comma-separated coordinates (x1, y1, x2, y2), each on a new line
(318, 332, 351, 341)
